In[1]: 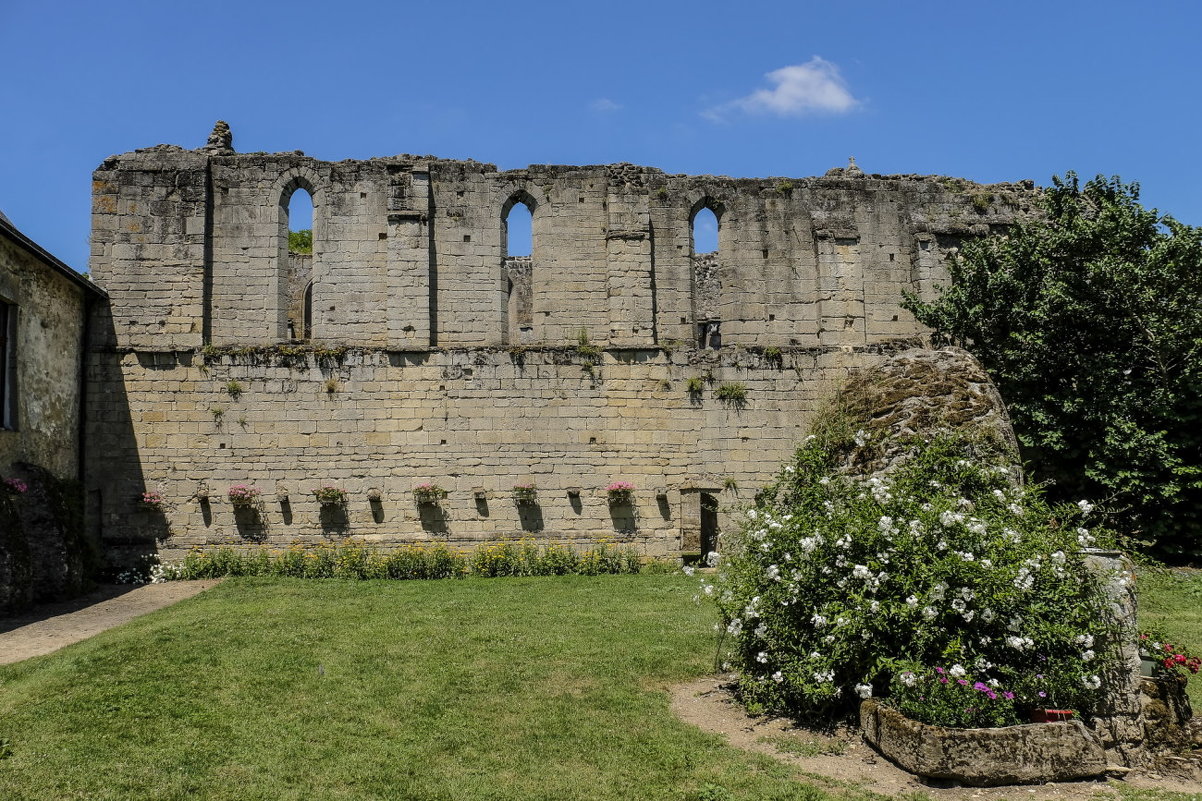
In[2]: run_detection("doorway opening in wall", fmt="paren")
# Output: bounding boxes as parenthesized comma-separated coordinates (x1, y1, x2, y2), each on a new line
(691, 205, 721, 349)
(700, 492, 719, 557)
(285, 188, 314, 341)
(503, 198, 534, 344)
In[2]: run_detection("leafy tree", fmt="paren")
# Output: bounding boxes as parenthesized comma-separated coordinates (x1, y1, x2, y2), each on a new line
(904, 174, 1202, 558)
(288, 229, 312, 254)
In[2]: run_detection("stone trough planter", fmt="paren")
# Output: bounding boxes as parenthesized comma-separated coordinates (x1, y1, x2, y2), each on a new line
(860, 699, 1108, 786)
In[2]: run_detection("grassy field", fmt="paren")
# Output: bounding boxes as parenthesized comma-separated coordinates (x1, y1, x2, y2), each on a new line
(0, 575, 837, 801)
(0, 572, 1197, 800)
(1137, 567, 1202, 707)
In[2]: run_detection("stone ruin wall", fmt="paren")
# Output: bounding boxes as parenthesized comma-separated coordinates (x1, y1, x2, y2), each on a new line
(86, 136, 1037, 561)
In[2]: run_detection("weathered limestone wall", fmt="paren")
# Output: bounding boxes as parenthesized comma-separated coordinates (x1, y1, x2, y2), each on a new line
(87, 343, 912, 560)
(0, 233, 88, 478)
(90, 144, 1036, 354)
(87, 132, 1038, 560)
(0, 218, 100, 613)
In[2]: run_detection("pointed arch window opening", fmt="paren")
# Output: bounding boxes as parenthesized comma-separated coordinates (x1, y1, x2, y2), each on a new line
(503, 196, 536, 344)
(691, 204, 722, 349)
(282, 185, 316, 342)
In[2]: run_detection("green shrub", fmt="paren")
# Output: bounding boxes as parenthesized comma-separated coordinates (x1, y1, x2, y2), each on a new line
(711, 432, 1123, 724)
(158, 540, 641, 582)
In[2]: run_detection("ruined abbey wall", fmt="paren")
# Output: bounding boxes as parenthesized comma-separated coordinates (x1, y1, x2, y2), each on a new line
(86, 131, 1036, 561)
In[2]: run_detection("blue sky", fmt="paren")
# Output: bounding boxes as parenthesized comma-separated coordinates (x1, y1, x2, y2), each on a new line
(2, 0, 1199, 271)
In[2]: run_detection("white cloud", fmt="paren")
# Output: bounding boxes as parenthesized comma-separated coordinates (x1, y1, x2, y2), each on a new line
(589, 98, 622, 113)
(705, 57, 860, 121)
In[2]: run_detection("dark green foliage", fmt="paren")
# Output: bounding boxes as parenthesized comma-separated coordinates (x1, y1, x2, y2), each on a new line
(287, 229, 312, 254)
(904, 174, 1202, 558)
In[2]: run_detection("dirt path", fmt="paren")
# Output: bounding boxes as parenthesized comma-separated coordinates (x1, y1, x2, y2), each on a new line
(0, 580, 221, 665)
(671, 676, 1202, 800)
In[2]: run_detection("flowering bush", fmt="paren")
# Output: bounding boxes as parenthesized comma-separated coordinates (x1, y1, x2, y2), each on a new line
(512, 483, 538, 503)
(888, 665, 1026, 728)
(606, 481, 635, 504)
(1, 477, 28, 494)
(138, 490, 165, 510)
(711, 432, 1122, 724)
(312, 484, 348, 507)
(227, 484, 262, 509)
(413, 483, 447, 504)
(1140, 632, 1201, 677)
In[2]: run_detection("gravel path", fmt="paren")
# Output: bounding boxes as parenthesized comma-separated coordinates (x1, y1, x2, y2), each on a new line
(0, 580, 221, 665)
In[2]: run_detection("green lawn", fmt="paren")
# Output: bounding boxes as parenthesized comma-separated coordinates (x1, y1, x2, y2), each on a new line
(0, 576, 840, 801)
(1137, 567, 1202, 707)
(0, 572, 1197, 801)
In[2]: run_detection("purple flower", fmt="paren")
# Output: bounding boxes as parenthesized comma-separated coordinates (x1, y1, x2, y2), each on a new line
(1038, 691, 1047, 698)
(957, 679, 969, 686)
(1003, 691, 1015, 700)
(972, 682, 989, 692)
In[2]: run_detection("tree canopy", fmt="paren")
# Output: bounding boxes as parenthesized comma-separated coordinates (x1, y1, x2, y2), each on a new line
(904, 174, 1202, 559)
(288, 229, 312, 254)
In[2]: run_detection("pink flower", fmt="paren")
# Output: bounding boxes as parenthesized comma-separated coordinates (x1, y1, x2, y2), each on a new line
(2, 478, 28, 494)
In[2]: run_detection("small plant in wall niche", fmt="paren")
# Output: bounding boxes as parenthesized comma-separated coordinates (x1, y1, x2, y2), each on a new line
(311, 484, 348, 507)
(606, 481, 635, 505)
(138, 490, 166, 511)
(225, 380, 244, 399)
(413, 483, 447, 504)
(716, 382, 748, 405)
(209, 406, 225, 424)
(654, 186, 669, 200)
(227, 484, 262, 509)
(722, 477, 738, 492)
(323, 378, 340, 394)
(775, 180, 794, 195)
(763, 346, 783, 367)
(512, 483, 538, 504)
